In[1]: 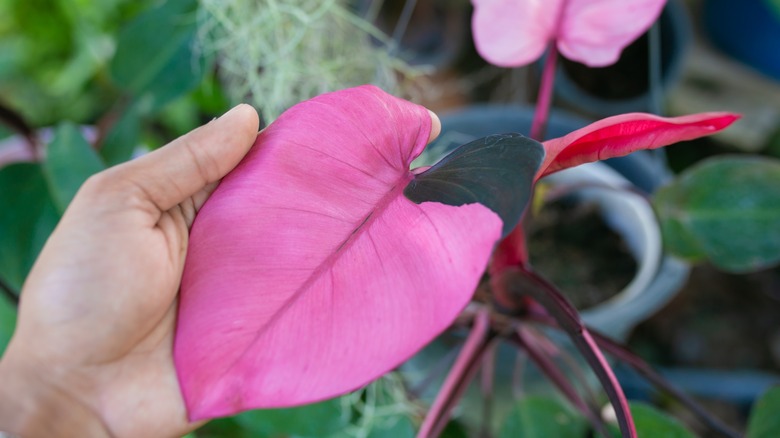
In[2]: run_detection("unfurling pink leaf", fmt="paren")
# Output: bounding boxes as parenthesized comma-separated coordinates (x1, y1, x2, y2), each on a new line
(174, 86, 513, 420)
(492, 112, 739, 272)
(471, 0, 667, 67)
(539, 112, 740, 178)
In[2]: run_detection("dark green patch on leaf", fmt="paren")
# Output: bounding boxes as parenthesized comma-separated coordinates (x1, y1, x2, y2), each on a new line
(100, 103, 142, 166)
(405, 133, 544, 236)
(109, 0, 209, 112)
(43, 122, 105, 213)
(653, 156, 780, 273)
(0, 163, 59, 290)
(747, 386, 780, 438)
(232, 398, 349, 437)
(499, 396, 588, 438)
(626, 403, 695, 438)
(0, 292, 16, 355)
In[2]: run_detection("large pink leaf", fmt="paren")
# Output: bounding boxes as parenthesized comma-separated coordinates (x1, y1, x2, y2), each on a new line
(471, 0, 667, 67)
(174, 86, 505, 420)
(539, 112, 740, 178)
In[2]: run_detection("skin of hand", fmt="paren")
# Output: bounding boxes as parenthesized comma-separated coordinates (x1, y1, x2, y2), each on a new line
(0, 103, 442, 438)
(0, 104, 260, 438)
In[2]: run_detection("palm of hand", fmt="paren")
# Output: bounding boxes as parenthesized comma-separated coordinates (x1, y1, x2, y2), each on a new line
(10, 174, 214, 437)
(2, 104, 260, 438)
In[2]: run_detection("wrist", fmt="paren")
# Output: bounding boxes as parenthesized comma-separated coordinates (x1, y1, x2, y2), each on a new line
(0, 350, 111, 438)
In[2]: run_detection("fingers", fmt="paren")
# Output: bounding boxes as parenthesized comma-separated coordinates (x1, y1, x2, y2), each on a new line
(428, 110, 441, 144)
(119, 104, 259, 212)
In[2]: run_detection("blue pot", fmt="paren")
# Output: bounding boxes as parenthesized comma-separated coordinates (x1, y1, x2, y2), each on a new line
(704, 0, 780, 80)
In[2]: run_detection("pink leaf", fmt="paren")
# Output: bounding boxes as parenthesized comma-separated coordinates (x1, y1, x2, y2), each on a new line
(492, 112, 739, 273)
(539, 112, 740, 178)
(471, 0, 562, 68)
(471, 0, 667, 67)
(174, 86, 504, 420)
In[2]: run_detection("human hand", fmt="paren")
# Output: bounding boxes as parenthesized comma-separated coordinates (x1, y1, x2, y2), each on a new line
(0, 104, 259, 438)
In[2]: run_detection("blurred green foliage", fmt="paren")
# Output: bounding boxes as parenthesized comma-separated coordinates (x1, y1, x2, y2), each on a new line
(654, 156, 780, 273)
(0, 0, 223, 348)
(746, 386, 780, 438)
(499, 396, 588, 438)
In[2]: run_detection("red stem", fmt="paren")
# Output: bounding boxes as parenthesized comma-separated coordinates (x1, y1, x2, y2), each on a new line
(525, 312, 741, 438)
(504, 267, 637, 438)
(590, 332, 741, 438)
(479, 343, 497, 437)
(513, 326, 609, 437)
(530, 43, 559, 141)
(417, 310, 493, 438)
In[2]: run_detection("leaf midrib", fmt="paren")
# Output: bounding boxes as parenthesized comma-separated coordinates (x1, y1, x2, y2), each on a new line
(214, 172, 414, 381)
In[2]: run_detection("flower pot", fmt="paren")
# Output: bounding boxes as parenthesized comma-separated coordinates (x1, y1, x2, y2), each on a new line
(550, 0, 691, 117)
(703, 0, 780, 80)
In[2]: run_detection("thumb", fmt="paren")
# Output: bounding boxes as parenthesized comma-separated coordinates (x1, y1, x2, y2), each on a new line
(118, 104, 259, 212)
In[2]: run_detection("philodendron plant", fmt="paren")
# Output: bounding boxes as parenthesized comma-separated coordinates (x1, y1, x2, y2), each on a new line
(175, 0, 780, 437)
(174, 85, 740, 437)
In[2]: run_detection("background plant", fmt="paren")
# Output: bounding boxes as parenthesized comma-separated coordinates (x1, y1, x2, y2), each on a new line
(197, 0, 410, 124)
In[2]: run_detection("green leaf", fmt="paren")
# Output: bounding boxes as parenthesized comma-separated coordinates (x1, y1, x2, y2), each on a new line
(43, 123, 105, 214)
(767, 0, 780, 19)
(629, 403, 695, 438)
(100, 104, 142, 166)
(0, 163, 59, 290)
(747, 386, 780, 438)
(233, 398, 350, 437)
(499, 396, 588, 438)
(441, 420, 470, 438)
(109, 0, 208, 112)
(653, 156, 780, 273)
(405, 133, 545, 237)
(194, 417, 254, 438)
(0, 293, 16, 355)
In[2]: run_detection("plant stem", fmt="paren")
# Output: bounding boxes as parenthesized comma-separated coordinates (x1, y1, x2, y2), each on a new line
(479, 343, 496, 438)
(502, 267, 637, 438)
(0, 276, 19, 307)
(417, 309, 494, 438)
(648, 21, 663, 116)
(409, 342, 464, 398)
(590, 332, 742, 438)
(530, 43, 559, 141)
(512, 326, 610, 437)
(0, 101, 38, 160)
(525, 312, 741, 438)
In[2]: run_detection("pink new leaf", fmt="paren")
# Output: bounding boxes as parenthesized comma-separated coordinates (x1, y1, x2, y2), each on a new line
(471, 0, 667, 67)
(492, 112, 739, 272)
(174, 86, 504, 420)
(539, 112, 740, 178)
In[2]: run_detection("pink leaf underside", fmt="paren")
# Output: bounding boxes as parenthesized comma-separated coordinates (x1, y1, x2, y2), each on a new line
(471, 0, 666, 67)
(539, 112, 740, 179)
(174, 85, 503, 420)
